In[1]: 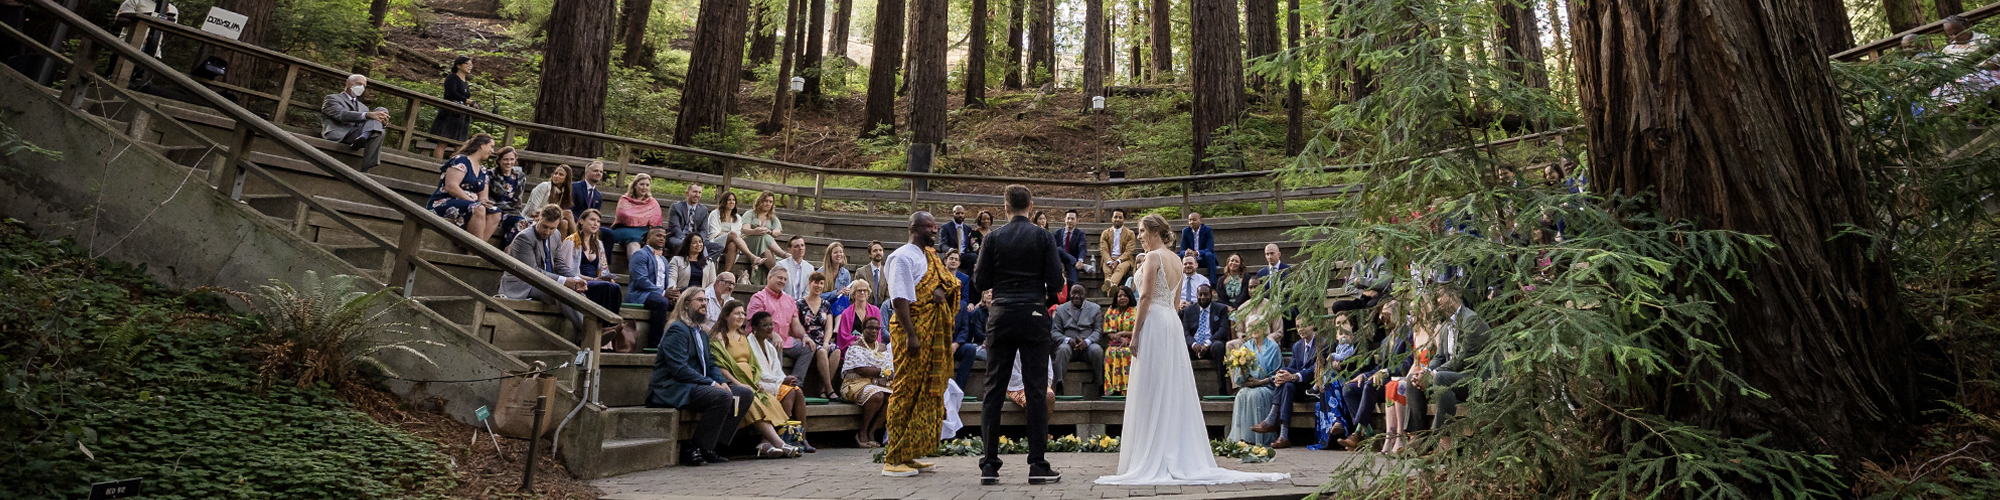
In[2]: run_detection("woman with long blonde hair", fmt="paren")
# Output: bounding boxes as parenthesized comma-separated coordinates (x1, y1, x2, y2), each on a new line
(739, 191, 792, 272)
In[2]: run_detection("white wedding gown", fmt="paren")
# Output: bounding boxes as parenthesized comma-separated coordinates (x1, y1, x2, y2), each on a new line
(1095, 251, 1291, 486)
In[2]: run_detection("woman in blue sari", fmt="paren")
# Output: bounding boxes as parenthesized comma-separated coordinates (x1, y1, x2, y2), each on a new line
(1224, 303, 1284, 446)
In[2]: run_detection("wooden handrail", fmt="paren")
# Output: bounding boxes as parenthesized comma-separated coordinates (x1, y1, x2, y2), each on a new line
(1835, 1, 2000, 61)
(34, 1, 619, 346)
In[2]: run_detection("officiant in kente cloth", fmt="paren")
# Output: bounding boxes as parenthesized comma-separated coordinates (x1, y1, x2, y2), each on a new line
(973, 185, 1068, 486)
(880, 211, 961, 478)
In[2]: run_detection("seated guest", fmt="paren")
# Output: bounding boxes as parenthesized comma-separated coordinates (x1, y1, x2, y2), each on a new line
(841, 316, 893, 447)
(569, 160, 606, 223)
(750, 311, 814, 452)
(625, 227, 675, 348)
(709, 301, 802, 459)
(1179, 211, 1218, 282)
(664, 182, 710, 257)
(646, 288, 752, 466)
(1224, 306, 1282, 446)
(1055, 210, 1088, 285)
(773, 236, 815, 298)
(706, 191, 753, 274)
(1216, 254, 1252, 311)
(945, 250, 973, 310)
(953, 290, 993, 390)
(966, 209, 994, 268)
(426, 133, 503, 245)
(701, 271, 739, 329)
(1101, 286, 1137, 396)
(1338, 300, 1409, 451)
(491, 148, 529, 244)
(1050, 283, 1104, 396)
(797, 272, 842, 398)
(320, 74, 387, 171)
(1099, 209, 1138, 293)
(1252, 310, 1339, 448)
(747, 266, 816, 393)
(831, 280, 882, 350)
(668, 234, 714, 290)
(1176, 255, 1212, 309)
(1380, 316, 1436, 453)
(820, 241, 853, 300)
(499, 205, 593, 334)
(1182, 284, 1233, 394)
(557, 208, 626, 336)
(522, 164, 573, 229)
(1122, 252, 1146, 290)
(1256, 244, 1298, 345)
(1404, 289, 1490, 438)
(1300, 314, 1359, 451)
(1005, 356, 1056, 418)
(610, 173, 664, 259)
(740, 191, 793, 273)
(939, 205, 972, 261)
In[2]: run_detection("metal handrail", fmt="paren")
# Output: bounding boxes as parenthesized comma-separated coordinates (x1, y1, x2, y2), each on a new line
(24, 0, 616, 398)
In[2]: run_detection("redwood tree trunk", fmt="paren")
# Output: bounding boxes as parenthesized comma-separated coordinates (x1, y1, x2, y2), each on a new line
(1883, 0, 1926, 33)
(1189, 0, 1242, 174)
(750, 2, 777, 66)
(1937, 0, 1966, 17)
(531, 0, 615, 157)
(803, 0, 826, 96)
(1570, 0, 1927, 466)
(1149, 0, 1171, 78)
(1495, 0, 1547, 90)
(863, 0, 907, 136)
(766, 0, 802, 133)
(1810, 0, 1854, 53)
(832, 0, 853, 60)
(1028, 0, 1055, 85)
(1083, 0, 1105, 106)
(675, 0, 751, 148)
(214, 0, 273, 90)
(1245, 0, 1278, 93)
(908, 0, 948, 144)
(967, 0, 990, 107)
(619, 0, 656, 67)
(1006, 0, 1025, 89)
(1284, 0, 1301, 155)
(1128, 0, 1143, 81)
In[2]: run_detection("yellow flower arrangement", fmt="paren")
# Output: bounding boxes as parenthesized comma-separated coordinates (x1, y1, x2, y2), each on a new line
(1226, 346, 1258, 379)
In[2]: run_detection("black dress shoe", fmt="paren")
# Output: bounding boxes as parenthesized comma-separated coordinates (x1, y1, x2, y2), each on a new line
(1028, 463, 1062, 485)
(980, 463, 1001, 485)
(681, 449, 708, 467)
(699, 449, 730, 464)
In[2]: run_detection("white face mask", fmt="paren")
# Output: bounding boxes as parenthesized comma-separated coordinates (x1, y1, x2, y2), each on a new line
(349, 85, 366, 97)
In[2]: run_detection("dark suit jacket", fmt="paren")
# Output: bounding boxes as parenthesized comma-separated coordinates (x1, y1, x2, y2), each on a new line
(569, 180, 602, 220)
(1179, 225, 1215, 257)
(665, 200, 709, 251)
(1428, 306, 1491, 374)
(1055, 228, 1088, 264)
(1179, 302, 1232, 345)
(1285, 338, 1324, 383)
(972, 216, 1065, 308)
(647, 321, 727, 408)
(954, 306, 989, 345)
(939, 221, 971, 252)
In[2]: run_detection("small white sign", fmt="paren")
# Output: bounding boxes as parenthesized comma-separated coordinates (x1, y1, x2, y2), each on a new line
(201, 7, 248, 40)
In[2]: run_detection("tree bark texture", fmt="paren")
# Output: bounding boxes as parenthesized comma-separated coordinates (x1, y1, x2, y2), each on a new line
(531, 0, 615, 158)
(214, 0, 274, 90)
(1808, 0, 1854, 53)
(1883, 0, 1926, 33)
(1029, 0, 1056, 85)
(767, 0, 802, 132)
(1285, 0, 1301, 155)
(1006, 0, 1026, 88)
(1570, 0, 1927, 465)
(1149, 0, 1171, 77)
(1189, 0, 1242, 174)
(1495, 0, 1547, 90)
(675, 0, 750, 148)
(750, 2, 777, 66)
(618, 0, 657, 67)
(967, 0, 990, 107)
(1082, 0, 1105, 106)
(1937, 0, 1966, 17)
(1546, 0, 1570, 97)
(863, 0, 907, 136)
(803, 0, 827, 96)
(900, 0, 919, 95)
(909, 0, 948, 144)
(832, 0, 853, 60)
(1245, 0, 1278, 93)
(1128, 0, 1143, 81)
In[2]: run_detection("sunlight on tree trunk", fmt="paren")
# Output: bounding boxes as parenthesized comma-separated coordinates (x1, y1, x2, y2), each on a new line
(531, 0, 614, 157)
(675, 0, 751, 151)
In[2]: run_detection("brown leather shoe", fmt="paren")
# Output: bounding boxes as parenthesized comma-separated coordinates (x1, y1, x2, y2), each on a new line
(1250, 421, 1280, 434)
(1270, 438, 1291, 449)
(1336, 429, 1366, 451)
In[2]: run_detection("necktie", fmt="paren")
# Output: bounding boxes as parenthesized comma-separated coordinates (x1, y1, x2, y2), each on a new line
(539, 234, 553, 272)
(1184, 276, 1194, 303)
(1197, 309, 1211, 344)
(958, 224, 966, 249)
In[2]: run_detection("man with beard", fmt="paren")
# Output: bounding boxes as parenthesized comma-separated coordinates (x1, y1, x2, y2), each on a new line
(880, 211, 962, 477)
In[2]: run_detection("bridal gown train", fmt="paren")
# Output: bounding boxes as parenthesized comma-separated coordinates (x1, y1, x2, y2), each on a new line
(1095, 253, 1291, 486)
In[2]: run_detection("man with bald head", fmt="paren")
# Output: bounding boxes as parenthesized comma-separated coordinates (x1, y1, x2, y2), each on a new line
(880, 211, 960, 477)
(1049, 283, 1104, 396)
(320, 74, 390, 171)
(1255, 243, 1297, 345)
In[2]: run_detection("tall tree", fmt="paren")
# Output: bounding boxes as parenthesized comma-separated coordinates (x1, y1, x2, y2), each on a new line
(1245, 0, 1278, 93)
(831, 0, 853, 62)
(766, 0, 802, 133)
(967, 0, 990, 107)
(1149, 0, 1170, 78)
(675, 0, 751, 149)
(1029, 0, 1056, 85)
(909, 0, 948, 144)
(1883, 0, 1926, 33)
(1006, 0, 1026, 88)
(1082, 0, 1105, 104)
(1937, 0, 1966, 18)
(214, 0, 274, 89)
(1284, 0, 1301, 155)
(1570, 0, 1928, 465)
(531, 0, 615, 157)
(862, 0, 907, 136)
(1188, 0, 1242, 173)
(1810, 0, 1854, 53)
(618, 0, 656, 67)
(803, 0, 826, 97)
(1128, 0, 1143, 80)
(1494, 0, 1547, 90)
(749, 2, 777, 66)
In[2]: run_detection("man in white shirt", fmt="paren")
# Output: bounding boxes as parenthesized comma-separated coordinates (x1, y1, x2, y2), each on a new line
(703, 271, 737, 329)
(775, 235, 816, 298)
(1177, 255, 1211, 309)
(880, 211, 956, 477)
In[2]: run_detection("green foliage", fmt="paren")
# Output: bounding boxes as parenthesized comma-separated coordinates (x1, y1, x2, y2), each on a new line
(0, 121, 60, 161)
(0, 220, 455, 499)
(267, 0, 388, 66)
(250, 271, 438, 389)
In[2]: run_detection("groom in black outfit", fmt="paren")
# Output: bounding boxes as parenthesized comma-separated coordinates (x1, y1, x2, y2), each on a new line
(973, 185, 1068, 486)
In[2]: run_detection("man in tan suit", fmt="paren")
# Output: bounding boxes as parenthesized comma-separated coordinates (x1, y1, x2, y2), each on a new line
(1098, 208, 1139, 295)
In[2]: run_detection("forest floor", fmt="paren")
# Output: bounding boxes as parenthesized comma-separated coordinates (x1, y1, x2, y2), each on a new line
(343, 384, 601, 500)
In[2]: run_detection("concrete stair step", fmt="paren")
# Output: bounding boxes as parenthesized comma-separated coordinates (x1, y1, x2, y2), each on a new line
(597, 438, 679, 473)
(603, 407, 679, 441)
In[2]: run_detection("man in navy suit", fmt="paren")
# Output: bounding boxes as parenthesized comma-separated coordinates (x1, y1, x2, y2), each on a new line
(646, 291, 753, 466)
(940, 204, 971, 257)
(1252, 317, 1327, 448)
(1179, 211, 1218, 283)
(570, 160, 605, 221)
(1054, 210, 1088, 285)
(1255, 243, 1297, 346)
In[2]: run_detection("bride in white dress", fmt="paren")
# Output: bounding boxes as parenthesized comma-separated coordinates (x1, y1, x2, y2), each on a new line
(1095, 215, 1291, 486)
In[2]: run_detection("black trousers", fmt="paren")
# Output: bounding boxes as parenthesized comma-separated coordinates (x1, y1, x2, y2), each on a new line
(1267, 381, 1317, 435)
(1189, 340, 1229, 394)
(980, 303, 1051, 469)
(674, 384, 754, 454)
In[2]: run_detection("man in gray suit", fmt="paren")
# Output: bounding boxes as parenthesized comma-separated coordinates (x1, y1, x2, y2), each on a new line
(1049, 283, 1104, 396)
(321, 74, 389, 171)
(1406, 288, 1491, 433)
(664, 183, 710, 252)
(500, 205, 592, 334)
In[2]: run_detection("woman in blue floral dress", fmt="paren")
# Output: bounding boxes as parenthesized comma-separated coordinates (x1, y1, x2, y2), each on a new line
(427, 133, 503, 245)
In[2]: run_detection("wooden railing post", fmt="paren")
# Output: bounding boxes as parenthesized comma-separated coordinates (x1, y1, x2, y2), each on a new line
(386, 217, 424, 297)
(721, 160, 735, 192)
(212, 122, 254, 199)
(1271, 178, 1284, 214)
(1180, 181, 1191, 217)
(270, 64, 300, 128)
(108, 21, 146, 87)
(397, 97, 420, 152)
(58, 38, 96, 109)
(814, 172, 825, 212)
(617, 143, 633, 186)
(500, 124, 515, 149)
(580, 316, 604, 405)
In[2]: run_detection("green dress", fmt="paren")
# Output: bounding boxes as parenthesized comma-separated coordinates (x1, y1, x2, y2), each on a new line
(743, 210, 783, 257)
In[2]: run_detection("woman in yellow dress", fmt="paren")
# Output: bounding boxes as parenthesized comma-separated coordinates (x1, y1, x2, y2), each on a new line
(1101, 285, 1138, 396)
(709, 299, 802, 459)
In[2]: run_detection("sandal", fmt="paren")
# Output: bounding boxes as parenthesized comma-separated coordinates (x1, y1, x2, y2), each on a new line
(757, 444, 792, 459)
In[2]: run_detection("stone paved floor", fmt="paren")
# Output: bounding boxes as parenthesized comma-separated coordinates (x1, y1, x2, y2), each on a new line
(594, 447, 1358, 500)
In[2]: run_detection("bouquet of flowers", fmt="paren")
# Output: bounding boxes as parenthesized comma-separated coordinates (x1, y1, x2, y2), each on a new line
(1226, 345, 1259, 381)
